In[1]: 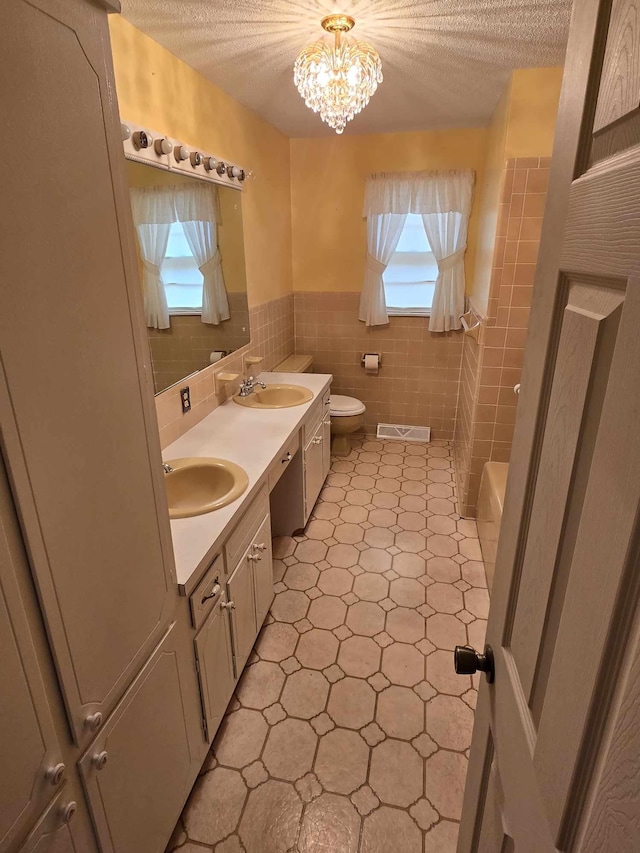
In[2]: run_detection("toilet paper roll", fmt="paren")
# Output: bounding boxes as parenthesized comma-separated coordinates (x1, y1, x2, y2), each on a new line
(364, 354, 379, 375)
(210, 351, 225, 364)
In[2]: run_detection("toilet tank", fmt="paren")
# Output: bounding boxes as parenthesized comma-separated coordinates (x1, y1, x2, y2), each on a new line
(275, 354, 314, 373)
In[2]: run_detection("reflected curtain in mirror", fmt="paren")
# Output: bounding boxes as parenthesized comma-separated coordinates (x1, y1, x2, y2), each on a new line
(130, 183, 230, 327)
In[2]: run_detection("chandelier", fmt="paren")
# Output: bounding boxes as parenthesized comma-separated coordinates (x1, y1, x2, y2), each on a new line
(294, 15, 383, 134)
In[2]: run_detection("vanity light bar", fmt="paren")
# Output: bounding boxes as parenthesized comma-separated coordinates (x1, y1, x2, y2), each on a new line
(120, 121, 249, 187)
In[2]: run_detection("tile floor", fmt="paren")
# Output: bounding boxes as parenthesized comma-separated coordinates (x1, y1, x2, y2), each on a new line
(168, 438, 489, 853)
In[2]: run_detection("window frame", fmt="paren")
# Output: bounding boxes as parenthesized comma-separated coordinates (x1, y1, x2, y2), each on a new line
(161, 221, 204, 316)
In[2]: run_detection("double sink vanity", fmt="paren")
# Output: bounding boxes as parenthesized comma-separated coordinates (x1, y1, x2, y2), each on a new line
(164, 370, 332, 747)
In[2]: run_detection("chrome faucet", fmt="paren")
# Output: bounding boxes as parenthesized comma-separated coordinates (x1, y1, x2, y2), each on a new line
(238, 376, 266, 397)
(162, 463, 174, 473)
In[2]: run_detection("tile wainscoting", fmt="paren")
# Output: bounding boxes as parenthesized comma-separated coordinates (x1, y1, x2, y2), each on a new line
(154, 294, 294, 449)
(454, 156, 551, 516)
(294, 292, 463, 440)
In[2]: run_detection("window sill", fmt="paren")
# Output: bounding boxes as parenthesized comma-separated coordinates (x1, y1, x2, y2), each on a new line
(387, 309, 431, 318)
(168, 308, 202, 316)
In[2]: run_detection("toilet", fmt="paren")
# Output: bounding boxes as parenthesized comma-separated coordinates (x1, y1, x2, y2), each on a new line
(275, 354, 366, 456)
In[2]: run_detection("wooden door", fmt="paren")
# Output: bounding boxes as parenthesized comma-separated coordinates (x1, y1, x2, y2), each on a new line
(251, 514, 274, 628)
(194, 595, 236, 743)
(0, 0, 176, 743)
(79, 623, 193, 853)
(459, 1, 640, 850)
(0, 457, 64, 852)
(226, 551, 257, 675)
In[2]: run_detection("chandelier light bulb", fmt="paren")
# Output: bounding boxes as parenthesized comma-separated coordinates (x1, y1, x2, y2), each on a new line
(294, 15, 383, 134)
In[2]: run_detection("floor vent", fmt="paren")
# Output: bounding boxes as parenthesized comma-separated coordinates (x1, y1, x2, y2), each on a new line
(376, 423, 431, 443)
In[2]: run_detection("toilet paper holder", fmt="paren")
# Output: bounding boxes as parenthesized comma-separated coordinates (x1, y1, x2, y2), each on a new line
(361, 353, 382, 368)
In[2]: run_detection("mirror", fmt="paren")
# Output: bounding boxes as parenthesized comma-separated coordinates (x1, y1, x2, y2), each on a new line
(125, 160, 250, 394)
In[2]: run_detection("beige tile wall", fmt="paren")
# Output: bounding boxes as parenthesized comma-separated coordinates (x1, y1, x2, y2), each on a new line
(293, 292, 463, 439)
(154, 294, 294, 449)
(454, 156, 551, 516)
(148, 294, 250, 392)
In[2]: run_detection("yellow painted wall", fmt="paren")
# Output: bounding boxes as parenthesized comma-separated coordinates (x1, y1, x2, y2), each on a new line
(109, 15, 291, 307)
(470, 66, 563, 314)
(290, 129, 488, 293)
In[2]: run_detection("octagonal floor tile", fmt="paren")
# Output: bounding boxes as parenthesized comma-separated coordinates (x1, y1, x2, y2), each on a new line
(334, 523, 365, 545)
(236, 661, 285, 710)
(183, 767, 246, 845)
(283, 562, 319, 591)
(389, 577, 425, 607)
(255, 622, 299, 662)
(315, 728, 369, 794)
(238, 780, 302, 852)
(424, 750, 468, 821)
(426, 694, 475, 751)
(262, 718, 317, 781)
(346, 601, 386, 637)
(426, 649, 471, 696)
(214, 708, 268, 769)
(369, 739, 423, 807)
(361, 806, 422, 853)
(327, 543, 360, 568)
(298, 793, 360, 853)
(385, 607, 425, 644)
(281, 668, 330, 719)
(376, 686, 424, 740)
(381, 643, 425, 687)
(271, 590, 310, 623)
(359, 548, 392, 574)
(337, 635, 382, 678)
(427, 582, 464, 614)
(308, 595, 348, 630)
(327, 676, 376, 729)
(353, 572, 389, 602)
(296, 628, 339, 670)
(317, 567, 353, 597)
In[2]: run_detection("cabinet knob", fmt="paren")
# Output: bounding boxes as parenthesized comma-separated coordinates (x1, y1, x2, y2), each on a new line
(254, 543, 267, 552)
(282, 452, 293, 464)
(247, 553, 261, 562)
(221, 600, 236, 610)
(45, 763, 66, 786)
(92, 751, 109, 771)
(84, 712, 103, 732)
(59, 801, 77, 825)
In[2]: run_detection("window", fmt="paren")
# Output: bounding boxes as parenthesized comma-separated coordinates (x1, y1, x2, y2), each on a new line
(161, 221, 203, 313)
(382, 214, 438, 316)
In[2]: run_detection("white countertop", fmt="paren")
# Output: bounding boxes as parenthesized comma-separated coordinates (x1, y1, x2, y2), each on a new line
(163, 372, 332, 593)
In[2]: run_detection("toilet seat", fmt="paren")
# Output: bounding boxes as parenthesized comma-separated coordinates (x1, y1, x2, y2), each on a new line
(330, 395, 366, 417)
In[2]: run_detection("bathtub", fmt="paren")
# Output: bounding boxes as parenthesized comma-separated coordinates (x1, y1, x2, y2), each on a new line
(477, 462, 509, 594)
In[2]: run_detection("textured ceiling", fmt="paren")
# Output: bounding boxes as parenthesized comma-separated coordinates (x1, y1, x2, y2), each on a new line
(120, 0, 572, 137)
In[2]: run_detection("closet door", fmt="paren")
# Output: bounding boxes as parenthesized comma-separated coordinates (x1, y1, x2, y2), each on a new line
(0, 457, 65, 853)
(0, 0, 176, 743)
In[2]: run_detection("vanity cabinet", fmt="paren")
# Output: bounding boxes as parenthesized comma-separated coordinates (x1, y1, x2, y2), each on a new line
(303, 395, 332, 523)
(194, 596, 235, 742)
(18, 787, 89, 853)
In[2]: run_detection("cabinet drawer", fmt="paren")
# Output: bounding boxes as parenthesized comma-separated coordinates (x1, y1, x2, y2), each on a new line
(224, 485, 269, 571)
(190, 554, 224, 631)
(268, 430, 300, 492)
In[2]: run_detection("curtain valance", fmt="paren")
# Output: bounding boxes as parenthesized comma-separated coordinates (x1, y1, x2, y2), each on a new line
(363, 170, 474, 217)
(129, 183, 221, 226)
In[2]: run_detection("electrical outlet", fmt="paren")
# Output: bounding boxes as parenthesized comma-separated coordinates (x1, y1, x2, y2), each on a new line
(180, 386, 191, 414)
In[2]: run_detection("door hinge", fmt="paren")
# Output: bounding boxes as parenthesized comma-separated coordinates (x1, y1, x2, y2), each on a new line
(195, 657, 200, 675)
(201, 717, 208, 741)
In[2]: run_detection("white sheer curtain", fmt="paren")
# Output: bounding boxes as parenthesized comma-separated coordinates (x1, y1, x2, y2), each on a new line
(358, 213, 407, 326)
(361, 170, 474, 330)
(174, 184, 229, 326)
(129, 187, 175, 329)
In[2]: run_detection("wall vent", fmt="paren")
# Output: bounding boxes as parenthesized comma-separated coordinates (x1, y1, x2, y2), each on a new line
(376, 423, 431, 443)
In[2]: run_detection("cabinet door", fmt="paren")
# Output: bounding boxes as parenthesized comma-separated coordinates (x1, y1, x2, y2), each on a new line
(322, 415, 331, 480)
(0, 0, 176, 742)
(79, 624, 193, 853)
(0, 460, 64, 853)
(19, 787, 95, 853)
(194, 596, 236, 743)
(304, 424, 326, 523)
(251, 515, 274, 628)
(226, 553, 257, 675)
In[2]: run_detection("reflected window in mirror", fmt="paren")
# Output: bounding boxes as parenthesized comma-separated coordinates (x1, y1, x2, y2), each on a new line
(125, 160, 250, 395)
(162, 221, 204, 313)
